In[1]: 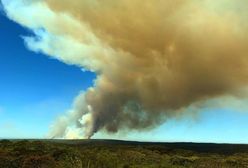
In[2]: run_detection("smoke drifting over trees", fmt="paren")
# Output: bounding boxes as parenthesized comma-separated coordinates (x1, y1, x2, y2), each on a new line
(2, 0, 248, 138)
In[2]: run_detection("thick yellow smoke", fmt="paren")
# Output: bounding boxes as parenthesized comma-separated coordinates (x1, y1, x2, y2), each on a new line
(2, 0, 248, 138)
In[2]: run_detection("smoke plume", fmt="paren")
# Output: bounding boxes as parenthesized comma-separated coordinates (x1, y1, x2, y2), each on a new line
(2, 0, 248, 138)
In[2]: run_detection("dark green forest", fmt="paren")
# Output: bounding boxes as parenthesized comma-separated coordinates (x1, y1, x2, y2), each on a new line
(1, 139, 248, 168)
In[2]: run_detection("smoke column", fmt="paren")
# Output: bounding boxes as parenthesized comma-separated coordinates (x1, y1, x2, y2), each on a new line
(2, 0, 248, 138)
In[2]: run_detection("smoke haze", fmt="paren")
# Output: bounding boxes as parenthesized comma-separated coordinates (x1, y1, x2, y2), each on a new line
(2, 0, 248, 138)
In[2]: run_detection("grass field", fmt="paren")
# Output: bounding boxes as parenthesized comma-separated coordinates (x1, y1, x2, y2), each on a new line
(1, 139, 248, 168)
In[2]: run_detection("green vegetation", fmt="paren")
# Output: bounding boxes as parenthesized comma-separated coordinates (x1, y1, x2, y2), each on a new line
(1, 139, 248, 167)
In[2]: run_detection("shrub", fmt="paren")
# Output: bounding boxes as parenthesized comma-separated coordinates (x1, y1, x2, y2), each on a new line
(52, 149, 82, 168)
(22, 155, 57, 168)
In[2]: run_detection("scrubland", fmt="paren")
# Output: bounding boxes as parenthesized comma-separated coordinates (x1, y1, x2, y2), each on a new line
(1, 139, 248, 168)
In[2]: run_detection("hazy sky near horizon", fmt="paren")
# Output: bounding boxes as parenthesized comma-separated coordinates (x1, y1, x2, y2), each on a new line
(1, 1, 248, 143)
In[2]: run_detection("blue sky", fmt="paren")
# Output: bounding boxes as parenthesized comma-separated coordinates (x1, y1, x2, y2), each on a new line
(1, 5, 248, 143)
(0, 12, 95, 138)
